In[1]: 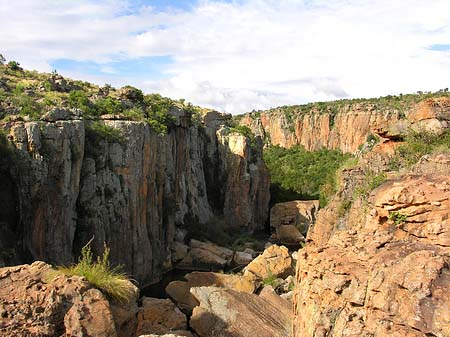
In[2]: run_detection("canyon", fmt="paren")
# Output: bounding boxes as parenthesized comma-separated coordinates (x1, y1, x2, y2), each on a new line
(1, 64, 449, 337)
(0, 108, 270, 286)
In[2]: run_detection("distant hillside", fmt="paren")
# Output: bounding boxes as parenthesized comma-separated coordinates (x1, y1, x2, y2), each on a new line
(238, 90, 450, 153)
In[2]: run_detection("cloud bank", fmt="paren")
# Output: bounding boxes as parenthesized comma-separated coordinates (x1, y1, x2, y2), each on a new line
(1, 0, 450, 114)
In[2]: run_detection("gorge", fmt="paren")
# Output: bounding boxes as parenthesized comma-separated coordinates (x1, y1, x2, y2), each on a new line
(0, 63, 449, 337)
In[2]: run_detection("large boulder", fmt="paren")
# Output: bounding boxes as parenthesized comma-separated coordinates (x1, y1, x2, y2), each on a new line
(243, 244, 292, 281)
(270, 200, 319, 236)
(292, 163, 450, 337)
(190, 286, 291, 337)
(276, 224, 305, 245)
(136, 297, 187, 336)
(176, 240, 234, 271)
(0, 261, 118, 337)
(166, 271, 256, 313)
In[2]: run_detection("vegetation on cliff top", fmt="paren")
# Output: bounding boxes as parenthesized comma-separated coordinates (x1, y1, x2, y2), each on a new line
(244, 89, 450, 132)
(0, 57, 202, 135)
(263, 145, 350, 206)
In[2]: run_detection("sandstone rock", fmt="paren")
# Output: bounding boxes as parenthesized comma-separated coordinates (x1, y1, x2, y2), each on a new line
(136, 297, 187, 336)
(233, 251, 253, 265)
(292, 164, 450, 337)
(165, 281, 199, 313)
(190, 286, 291, 337)
(190, 239, 234, 263)
(0, 261, 118, 337)
(276, 224, 305, 245)
(176, 248, 227, 271)
(110, 283, 139, 337)
(243, 244, 292, 281)
(270, 200, 319, 235)
(138, 333, 194, 337)
(166, 271, 256, 313)
(240, 97, 450, 153)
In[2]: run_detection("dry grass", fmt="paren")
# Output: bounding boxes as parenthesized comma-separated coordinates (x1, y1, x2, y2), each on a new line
(55, 241, 136, 303)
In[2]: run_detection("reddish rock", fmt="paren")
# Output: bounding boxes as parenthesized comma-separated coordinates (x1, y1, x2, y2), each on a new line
(166, 271, 256, 313)
(0, 261, 118, 337)
(243, 244, 292, 281)
(270, 200, 319, 235)
(292, 162, 450, 337)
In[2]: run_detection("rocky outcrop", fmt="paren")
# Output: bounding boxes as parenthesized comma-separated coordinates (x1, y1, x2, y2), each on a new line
(240, 97, 450, 152)
(0, 109, 270, 285)
(136, 297, 187, 336)
(0, 261, 129, 337)
(292, 155, 450, 337)
(166, 271, 256, 313)
(270, 200, 319, 236)
(243, 244, 293, 281)
(190, 286, 292, 337)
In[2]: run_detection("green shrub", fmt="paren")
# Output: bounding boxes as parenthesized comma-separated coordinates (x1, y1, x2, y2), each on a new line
(85, 122, 125, 144)
(389, 129, 450, 169)
(55, 242, 135, 303)
(264, 145, 350, 206)
(388, 211, 408, 225)
(354, 172, 387, 198)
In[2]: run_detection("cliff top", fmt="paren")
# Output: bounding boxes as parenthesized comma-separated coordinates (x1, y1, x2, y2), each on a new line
(0, 59, 214, 135)
(237, 88, 450, 122)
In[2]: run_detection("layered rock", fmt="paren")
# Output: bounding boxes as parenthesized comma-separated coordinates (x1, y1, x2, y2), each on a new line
(166, 271, 256, 313)
(0, 109, 270, 285)
(243, 244, 293, 281)
(190, 286, 292, 337)
(292, 155, 450, 337)
(240, 97, 450, 152)
(270, 200, 319, 236)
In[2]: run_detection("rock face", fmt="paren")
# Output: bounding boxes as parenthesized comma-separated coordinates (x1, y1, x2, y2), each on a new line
(270, 200, 319, 236)
(136, 297, 187, 336)
(240, 97, 450, 152)
(243, 244, 292, 281)
(0, 109, 270, 285)
(292, 158, 450, 337)
(0, 261, 120, 337)
(190, 286, 292, 337)
(166, 271, 256, 313)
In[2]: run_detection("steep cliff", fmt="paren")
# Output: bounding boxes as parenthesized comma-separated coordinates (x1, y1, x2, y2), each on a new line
(0, 110, 270, 286)
(292, 153, 450, 337)
(240, 95, 450, 153)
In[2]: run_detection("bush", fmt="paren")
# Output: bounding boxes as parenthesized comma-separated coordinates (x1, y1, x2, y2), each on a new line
(388, 211, 408, 225)
(389, 129, 450, 169)
(55, 242, 135, 303)
(85, 122, 125, 145)
(264, 145, 350, 206)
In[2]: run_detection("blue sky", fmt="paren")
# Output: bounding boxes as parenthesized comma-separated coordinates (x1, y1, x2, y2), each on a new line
(1, 0, 450, 114)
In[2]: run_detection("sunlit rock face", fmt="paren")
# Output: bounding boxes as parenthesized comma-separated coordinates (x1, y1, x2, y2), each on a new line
(0, 109, 270, 285)
(292, 154, 450, 337)
(240, 97, 450, 153)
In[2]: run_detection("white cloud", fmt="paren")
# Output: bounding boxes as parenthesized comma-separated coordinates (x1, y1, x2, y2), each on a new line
(1, 0, 450, 114)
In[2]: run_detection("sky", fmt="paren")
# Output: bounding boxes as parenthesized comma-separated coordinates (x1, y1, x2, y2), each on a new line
(1, 0, 450, 114)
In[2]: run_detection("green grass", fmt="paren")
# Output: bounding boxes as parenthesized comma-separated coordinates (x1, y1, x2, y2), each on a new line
(85, 121, 126, 144)
(354, 172, 387, 198)
(55, 242, 135, 303)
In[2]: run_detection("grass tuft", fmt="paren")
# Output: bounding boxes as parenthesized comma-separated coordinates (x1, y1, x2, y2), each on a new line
(55, 241, 136, 303)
